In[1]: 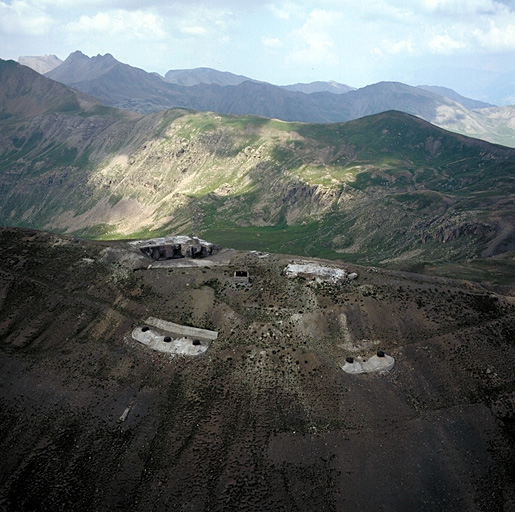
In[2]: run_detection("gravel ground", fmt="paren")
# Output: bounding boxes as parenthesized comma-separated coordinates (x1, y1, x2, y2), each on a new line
(1, 227, 514, 512)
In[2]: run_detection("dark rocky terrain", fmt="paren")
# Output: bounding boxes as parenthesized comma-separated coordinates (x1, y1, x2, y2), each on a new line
(1, 227, 514, 511)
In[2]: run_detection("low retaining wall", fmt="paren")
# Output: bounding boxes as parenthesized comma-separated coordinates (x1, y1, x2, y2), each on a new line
(146, 317, 218, 341)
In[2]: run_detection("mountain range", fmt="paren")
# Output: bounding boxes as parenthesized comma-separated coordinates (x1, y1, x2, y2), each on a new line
(1, 58, 514, 270)
(163, 67, 355, 95)
(33, 51, 515, 148)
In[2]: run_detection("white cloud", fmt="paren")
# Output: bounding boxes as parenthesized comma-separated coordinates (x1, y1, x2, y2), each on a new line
(0, 0, 53, 35)
(425, 0, 466, 10)
(66, 9, 166, 40)
(423, 0, 513, 16)
(473, 21, 515, 49)
(37, 0, 105, 6)
(169, 5, 236, 41)
(268, 4, 290, 19)
(375, 27, 468, 58)
(180, 25, 206, 36)
(267, 2, 304, 20)
(428, 33, 466, 53)
(345, 0, 417, 23)
(378, 38, 414, 56)
(289, 9, 341, 64)
(262, 36, 282, 47)
(368, 1, 515, 58)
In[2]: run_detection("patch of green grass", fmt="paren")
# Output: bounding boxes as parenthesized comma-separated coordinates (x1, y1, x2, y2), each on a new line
(219, 114, 271, 131)
(72, 224, 119, 239)
(389, 191, 442, 210)
(108, 194, 123, 207)
(52, 98, 82, 115)
(42, 144, 78, 168)
(425, 255, 515, 285)
(174, 114, 218, 139)
(110, 226, 171, 241)
(270, 145, 299, 164)
(350, 171, 388, 190)
(294, 166, 340, 187)
(16, 129, 43, 155)
(199, 222, 338, 258)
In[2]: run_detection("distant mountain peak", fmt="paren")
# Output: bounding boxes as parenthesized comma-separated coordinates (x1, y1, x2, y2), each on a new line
(68, 50, 88, 60)
(17, 54, 63, 74)
(45, 51, 127, 86)
(94, 53, 116, 61)
(64, 51, 118, 66)
(281, 80, 355, 95)
(0, 58, 100, 117)
(417, 85, 495, 109)
(164, 67, 260, 87)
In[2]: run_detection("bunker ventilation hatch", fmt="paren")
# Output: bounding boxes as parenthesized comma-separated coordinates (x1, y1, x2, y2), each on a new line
(233, 270, 250, 284)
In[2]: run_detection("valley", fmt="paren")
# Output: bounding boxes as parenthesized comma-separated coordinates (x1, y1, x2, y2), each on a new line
(1, 59, 514, 270)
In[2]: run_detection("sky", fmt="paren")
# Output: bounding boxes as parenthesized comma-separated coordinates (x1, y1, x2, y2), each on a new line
(1, 0, 515, 101)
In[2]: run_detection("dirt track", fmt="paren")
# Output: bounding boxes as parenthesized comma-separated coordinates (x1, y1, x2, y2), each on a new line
(0, 227, 514, 511)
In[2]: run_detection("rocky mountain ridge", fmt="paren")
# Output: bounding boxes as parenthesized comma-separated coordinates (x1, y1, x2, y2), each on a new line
(164, 66, 265, 87)
(281, 80, 355, 94)
(416, 85, 493, 110)
(39, 51, 515, 148)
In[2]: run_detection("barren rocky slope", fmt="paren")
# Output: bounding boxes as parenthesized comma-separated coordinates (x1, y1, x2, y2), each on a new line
(0, 227, 514, 511)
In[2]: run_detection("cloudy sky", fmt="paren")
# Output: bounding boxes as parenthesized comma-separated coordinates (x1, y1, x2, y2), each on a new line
(1, 0, 515, 100)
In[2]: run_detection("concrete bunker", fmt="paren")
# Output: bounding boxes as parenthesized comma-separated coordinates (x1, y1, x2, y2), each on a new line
(342, 350, 395, 374)
(285, 262, 349, 283)
(132, 235, 219, 261)
(132, 317, 218, 357)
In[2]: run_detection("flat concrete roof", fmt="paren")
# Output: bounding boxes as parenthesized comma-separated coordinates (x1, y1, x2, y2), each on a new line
(342, 354, 395, 374)
(131, 317, 218, 356)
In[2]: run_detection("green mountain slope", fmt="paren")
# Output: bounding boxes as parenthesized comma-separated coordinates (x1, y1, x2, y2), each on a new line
(1, 61, 514, 266)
